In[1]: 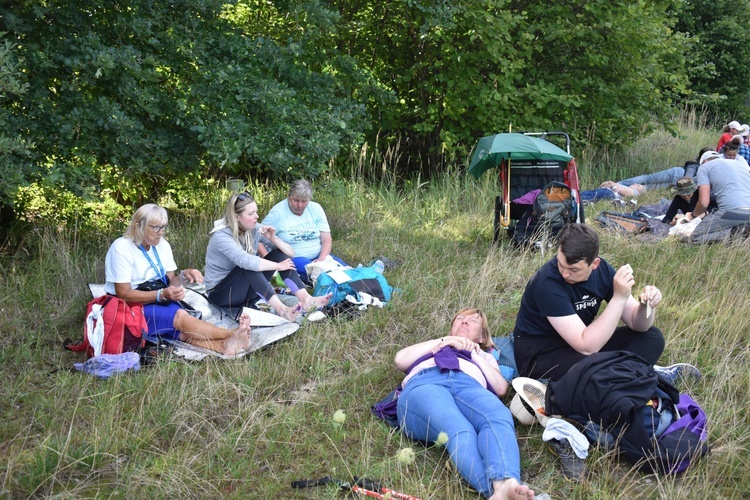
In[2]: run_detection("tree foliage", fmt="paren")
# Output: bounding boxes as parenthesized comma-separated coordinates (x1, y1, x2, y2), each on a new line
(2, 0, 745, 222)
(673, 0, 750, 120)
(0, 0, 369, 208)
(0, 35, 31, 209)
(333, 0, 689, 172)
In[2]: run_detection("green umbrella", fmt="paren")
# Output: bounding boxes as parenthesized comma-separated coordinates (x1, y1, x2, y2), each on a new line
(468, 133, 573, 179)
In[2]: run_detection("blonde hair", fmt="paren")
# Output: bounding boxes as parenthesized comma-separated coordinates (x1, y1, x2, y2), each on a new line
(451, 308, 494, 351)
(222, 192, 256, 252)
(124, 204, 168, 246)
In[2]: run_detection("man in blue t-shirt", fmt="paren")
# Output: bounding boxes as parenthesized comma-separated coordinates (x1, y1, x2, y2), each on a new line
(262, 179, 347, 278)
(513, 224, 665, 380)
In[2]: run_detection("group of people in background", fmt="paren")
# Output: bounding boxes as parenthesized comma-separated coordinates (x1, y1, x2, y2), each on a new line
(591, 119, 750, 244)
(661, 120, 750, 243)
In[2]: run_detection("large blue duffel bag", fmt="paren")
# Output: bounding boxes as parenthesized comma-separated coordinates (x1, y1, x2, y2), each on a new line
(312, 266, 392, 305)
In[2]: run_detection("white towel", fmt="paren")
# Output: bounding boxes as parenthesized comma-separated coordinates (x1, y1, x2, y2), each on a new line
(86, 303, 105, 357)
(304, 255, 349, 284)
(542, 417, 589, 459)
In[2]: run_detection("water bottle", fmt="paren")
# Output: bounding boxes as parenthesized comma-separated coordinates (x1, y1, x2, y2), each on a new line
(373, 259, 385, 274)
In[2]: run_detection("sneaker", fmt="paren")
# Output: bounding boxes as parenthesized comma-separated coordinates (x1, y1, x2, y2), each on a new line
(547, 438, 586, 482)
(654, 363, 702, 385)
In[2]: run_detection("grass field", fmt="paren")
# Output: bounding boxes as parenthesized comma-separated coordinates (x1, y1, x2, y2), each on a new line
(1, 122, 748, 498)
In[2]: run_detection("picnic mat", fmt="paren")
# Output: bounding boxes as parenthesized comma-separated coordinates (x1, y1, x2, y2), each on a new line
(592, 202, 672, 243)
(88, 284, 301, 360)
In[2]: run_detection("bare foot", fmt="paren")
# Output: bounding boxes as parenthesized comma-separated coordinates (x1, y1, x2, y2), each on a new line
(301, 292, 333, 311)
(278, 304, 301, 322)
(223, 312, 252, 356)
(490, 478, 535, 500)
(237, 311, 251, 351)
(613, 183, 645, 197)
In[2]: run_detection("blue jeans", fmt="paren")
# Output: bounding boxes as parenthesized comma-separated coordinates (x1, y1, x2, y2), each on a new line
(580, 187, 617, 203)
(618, 167, 685, 190)
(397, 367, 520, 497)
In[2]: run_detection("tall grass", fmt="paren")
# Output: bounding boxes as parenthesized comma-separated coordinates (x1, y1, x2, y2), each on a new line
(1, 118, 748, 498)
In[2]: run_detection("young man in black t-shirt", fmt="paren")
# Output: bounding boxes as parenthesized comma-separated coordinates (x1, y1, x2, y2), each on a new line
(513, 224, 665, 381)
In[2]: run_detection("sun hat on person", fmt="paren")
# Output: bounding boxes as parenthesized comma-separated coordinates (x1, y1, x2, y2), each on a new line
(671, 177, 697, 196)
(740, 124, 750, 137)
(699, 150, 721, 164)
(727, 120, 742, 130)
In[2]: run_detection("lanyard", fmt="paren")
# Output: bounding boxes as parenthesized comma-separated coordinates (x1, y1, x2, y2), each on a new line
(139, 244, 168, 285)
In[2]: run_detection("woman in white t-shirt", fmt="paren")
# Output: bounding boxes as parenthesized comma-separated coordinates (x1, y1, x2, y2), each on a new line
(105, 204, 250, 356)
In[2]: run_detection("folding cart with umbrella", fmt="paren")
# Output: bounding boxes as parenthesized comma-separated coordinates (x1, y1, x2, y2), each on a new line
(469, 131, 583, 243)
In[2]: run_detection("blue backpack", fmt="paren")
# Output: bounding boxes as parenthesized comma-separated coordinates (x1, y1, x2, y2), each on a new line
(312, 266, 392, 305)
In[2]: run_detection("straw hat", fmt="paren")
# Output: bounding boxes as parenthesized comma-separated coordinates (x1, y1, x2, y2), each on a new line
(511, 377, 550, 427)
(509, 393, 536, 425)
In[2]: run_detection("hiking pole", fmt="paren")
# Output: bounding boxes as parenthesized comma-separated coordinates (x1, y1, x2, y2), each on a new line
(290, 476, 421, 500)
(292, 476, 385, 498)
(353, 477, 422, 500)
(348, 483, 386, 499)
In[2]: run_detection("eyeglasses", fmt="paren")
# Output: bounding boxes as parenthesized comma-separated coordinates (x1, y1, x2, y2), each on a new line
(149, 225, 168, 233)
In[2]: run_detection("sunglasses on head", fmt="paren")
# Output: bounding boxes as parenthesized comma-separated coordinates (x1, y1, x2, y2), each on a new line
(236, 192, 252, 204)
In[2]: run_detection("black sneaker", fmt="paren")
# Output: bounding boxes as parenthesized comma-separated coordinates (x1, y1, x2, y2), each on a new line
(140, 343, 173, 366)
(547, 438, 586, 482)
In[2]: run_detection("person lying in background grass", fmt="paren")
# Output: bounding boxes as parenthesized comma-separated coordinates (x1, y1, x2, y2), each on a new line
(595, 147, 710, 200)
(105, 203, 252, 356)
(516, 149, 707, 204)
(394, 308, 535, 500)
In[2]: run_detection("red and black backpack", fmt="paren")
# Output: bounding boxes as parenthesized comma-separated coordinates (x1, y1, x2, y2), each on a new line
(64, 295, 147, 358)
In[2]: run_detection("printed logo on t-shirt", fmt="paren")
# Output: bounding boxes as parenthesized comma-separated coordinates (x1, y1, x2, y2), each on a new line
(288, 229, 319, 243)
(575, 295, 598, 311)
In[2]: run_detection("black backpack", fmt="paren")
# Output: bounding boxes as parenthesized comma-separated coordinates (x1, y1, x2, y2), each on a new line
(512, 181, 576, 247)
(547, 351, 710, 475)
(533, 181, 576, 228)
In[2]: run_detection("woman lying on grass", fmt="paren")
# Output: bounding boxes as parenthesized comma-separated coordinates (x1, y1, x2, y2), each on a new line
(203, 192, 332, 321)
(105, 204, 251, 356)
(394, 308, 535, 500)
